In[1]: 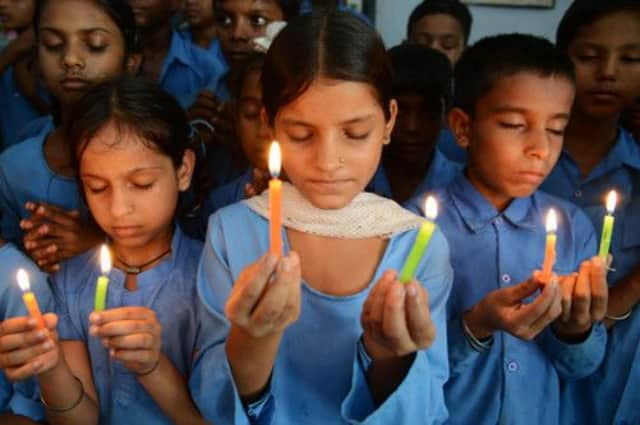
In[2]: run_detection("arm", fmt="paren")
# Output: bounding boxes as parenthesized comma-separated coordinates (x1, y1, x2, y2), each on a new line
(0, 29, 35, 75)
(604, 263, 640, 328)
(0, 414, 42, 424)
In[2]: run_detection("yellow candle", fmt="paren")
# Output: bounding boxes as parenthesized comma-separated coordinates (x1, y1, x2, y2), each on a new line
(399, 196, 438, 283)
(598, 190, 617, 259)
(268, 142, 283, 257)
(16, 269, 45, 329)
(541, 209, 557, 283)
(94, 245, 112, 312)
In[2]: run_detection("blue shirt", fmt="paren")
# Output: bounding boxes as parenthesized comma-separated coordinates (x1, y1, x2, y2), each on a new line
(408, 174, 607, 425)
(191, 201, 453, 425)
(0, 66, 48, 149)
(0, 120, 81, 245)
(367, 148, 461, 204)
(52, 228, 206, 424)
(0, 243, 53, 421)
(160, 31, 227, 109)
(436, 128, 466, 165)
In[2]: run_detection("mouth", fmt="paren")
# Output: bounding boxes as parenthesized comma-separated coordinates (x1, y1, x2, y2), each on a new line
(586, 89, 622, 102)
(307, 178, 353, 192)
(227, 50, 251, 62)
(516, 171, 546, 185)
(111, 226, 143, 239)
(60, 77, 90, 91)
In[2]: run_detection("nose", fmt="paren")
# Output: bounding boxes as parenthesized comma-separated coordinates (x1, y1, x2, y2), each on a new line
(62, 42, 85, 71)
(525, 127, 551, 161)
(597, 54, 618, 81)
(314, 132, 343, 173)
(110, 187, 134, 219)
(231, 19, 253, 41)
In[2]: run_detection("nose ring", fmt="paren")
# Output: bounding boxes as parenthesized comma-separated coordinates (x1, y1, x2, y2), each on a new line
(339, 157, 345, 164)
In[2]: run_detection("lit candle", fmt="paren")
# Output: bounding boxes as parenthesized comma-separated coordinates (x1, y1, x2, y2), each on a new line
(269, 141, 283, 257)
(541, 209, 557, 283)
(598, 190, 617, 259)
(16, 269, 45, 329)
(94, 245, 112, 312)
(399, 196, 438, 284)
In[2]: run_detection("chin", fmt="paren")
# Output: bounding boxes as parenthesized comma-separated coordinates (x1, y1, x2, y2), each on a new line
(304, 192, 357, 210)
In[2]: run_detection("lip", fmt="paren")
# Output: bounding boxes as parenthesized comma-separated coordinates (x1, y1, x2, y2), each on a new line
(60, 77, 90, 90)
(111, 226, 143, 238)
(586, 89, 622, 102)
(307, 178, 353, 191)
(517, 171, 545, 185)
(228, 51, 250, 61)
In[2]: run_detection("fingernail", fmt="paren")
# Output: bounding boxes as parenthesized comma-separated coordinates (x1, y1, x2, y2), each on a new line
(43, 340, 53, 350)
(407, 284, 418, 297)
(27, 318, 37, 327)
(37, 329, 48, 339)
(110, 349, 116, 357)
(89, 326, 98, 335)
(89, 313, 100, 323)
(32, 361, 42, 371)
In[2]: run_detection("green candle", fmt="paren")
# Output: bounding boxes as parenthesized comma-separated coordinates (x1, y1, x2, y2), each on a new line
(400, 196, 438, 283)
(598, 190, 617, 259)
(94, 245, 111, 312)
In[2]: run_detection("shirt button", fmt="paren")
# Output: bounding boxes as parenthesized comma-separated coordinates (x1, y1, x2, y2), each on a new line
(501, 274, 511, 283)
(574, 190, 582, 198)
(507, 361, 519, 372)
(494, 217, 503, 225)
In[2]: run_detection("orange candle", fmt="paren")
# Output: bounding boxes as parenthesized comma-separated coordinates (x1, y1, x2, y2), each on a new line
(16, 269, 45, 329)
(269, 141, 283, 257)
(541, 209, 557, 283)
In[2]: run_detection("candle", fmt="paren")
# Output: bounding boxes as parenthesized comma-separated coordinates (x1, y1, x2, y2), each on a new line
(598, 190, 617, 259)
(94, 245, 112, 312)
(399, 196, 438, 283)
(269, 141, 283, 257)
(541, 209, 557, 283)
(16, 269, 45, 329)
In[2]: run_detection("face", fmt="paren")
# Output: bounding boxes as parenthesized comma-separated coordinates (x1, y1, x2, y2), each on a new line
(0, 0, 35, 32)
(274, 78, 397, 209)
(184, 0, 215, 29)
(568, 10, 640, 120)
(215, 0, 284, 67)
(235, 67, 271, 169)
(389, 93, 443, 164)
(409, 14, 466, 66)
(450, 72, 575, 211)
(38, 0, 132, 110)
(79, 121, 194, 251)
(128, 0, 174, 30)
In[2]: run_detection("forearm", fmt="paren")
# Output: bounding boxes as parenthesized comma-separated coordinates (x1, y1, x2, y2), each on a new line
(225, 326, 281, 403)
(0, 413, 41, 425)
(366, 354, 414, 406)
(605, 265, 640, 328)
(137, 354, 208, 425)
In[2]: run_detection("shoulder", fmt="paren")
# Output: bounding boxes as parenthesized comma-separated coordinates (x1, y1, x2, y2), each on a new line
(0, 134, 43, 168)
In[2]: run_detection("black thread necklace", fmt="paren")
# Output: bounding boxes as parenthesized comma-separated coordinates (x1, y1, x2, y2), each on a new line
(115, 248, 172, 275)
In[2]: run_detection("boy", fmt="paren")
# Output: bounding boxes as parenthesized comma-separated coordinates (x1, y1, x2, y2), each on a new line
(409, 34, 608, 425)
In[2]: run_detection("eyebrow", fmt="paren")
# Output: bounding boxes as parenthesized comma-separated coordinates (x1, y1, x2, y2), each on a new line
(281, 114, 375, 127)
(577, 42, 640, 50)
(491, 106, 570, 120)
(40, 26, 112, 36)
(81, 166, 164, 179)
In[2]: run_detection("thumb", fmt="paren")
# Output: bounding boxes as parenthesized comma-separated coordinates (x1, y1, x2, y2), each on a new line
(505, 276, 540, 302)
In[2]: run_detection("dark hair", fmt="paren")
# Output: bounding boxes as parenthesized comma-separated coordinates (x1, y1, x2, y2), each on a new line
(389, 44, 452, 113)
(34, 0, 139, 55)
(453, 33, 575, 115)
(556, 0, 640, 50)
(407, 0, 472, 44)
(262, 11, 392, 123)
(213, 0, 301, 20)
(231, 51, 266, 99)
(68, 77, 205, 218)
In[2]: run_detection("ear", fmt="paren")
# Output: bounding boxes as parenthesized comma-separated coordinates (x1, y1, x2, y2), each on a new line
(177, 149, 196, 192)
(125, 53, 143, 75)
(448, 107, 472, 149)
(383, 99, 398, 146)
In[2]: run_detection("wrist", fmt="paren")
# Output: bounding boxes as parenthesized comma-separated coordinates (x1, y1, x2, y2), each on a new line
(464, 305, 494, 340)
(552, 322, 592, 343)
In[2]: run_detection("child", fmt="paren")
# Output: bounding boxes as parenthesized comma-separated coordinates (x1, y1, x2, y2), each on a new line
(408, 34, 608, 424)
(542, 2, 640, 423)
(367, 44, 461, 204)
(128, 0, 226, 109)
(0, 237, 52, 423)
(191, 12, 452, 425)
(181, 0, 222, 59)
(0, 77, 210, 425)
(622, 97, 640, 142)
(0, 0, 48, 149)
(0, 0, 142, 272)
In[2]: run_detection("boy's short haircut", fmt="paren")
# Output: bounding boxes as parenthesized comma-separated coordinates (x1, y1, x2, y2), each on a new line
(453, 33, 575, 116)
(556, 0, 640, 50)
(407, 0, 473, 44)
(389, 44, 452, 111)
(213, 0, 301, 20)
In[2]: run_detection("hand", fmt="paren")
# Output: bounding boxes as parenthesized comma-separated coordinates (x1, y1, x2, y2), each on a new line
(21, 202, 104, 272)
(89, 307, 162, 376)
(0, 314, 60, 381)
(361, 271, 436, 361)
(244, 168, 271, 198)
(464, 272, 562, 341)
(187, 91, 234, 145)
(554, 257, 608, 341)
(225, 252, 301, 339)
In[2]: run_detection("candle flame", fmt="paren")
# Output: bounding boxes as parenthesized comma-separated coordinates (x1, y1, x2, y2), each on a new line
(425, 196, 438, 220)
(268, 141, 281, 178)
(16, 269, 30, 292)
(606, 190, 617, 214)
(546, 209, 557, 233)
(100, 245, 112, 274)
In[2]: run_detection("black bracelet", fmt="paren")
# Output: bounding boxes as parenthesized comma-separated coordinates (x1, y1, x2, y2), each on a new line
(41, 375, 85, 413)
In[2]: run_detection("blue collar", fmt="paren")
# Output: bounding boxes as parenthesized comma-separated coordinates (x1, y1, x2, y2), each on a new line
(160, 31, 206, 83)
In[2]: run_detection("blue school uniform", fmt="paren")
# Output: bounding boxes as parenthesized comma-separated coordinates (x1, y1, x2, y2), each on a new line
(191, 201, 453, 425)
(0, 67, 48, 149)
(0, 120, 82, 245)
(205, 167, 253, 213)
(367, 148, 461, 203)
(160, 31, 227, 109)
(408, 174, 607, 425)
(436, 128, 466, 165)
(0, 243, 53, 421)
(52, 228, 207, 424)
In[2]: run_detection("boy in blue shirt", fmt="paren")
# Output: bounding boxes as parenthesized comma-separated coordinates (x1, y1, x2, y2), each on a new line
(409, 34, 608, 425)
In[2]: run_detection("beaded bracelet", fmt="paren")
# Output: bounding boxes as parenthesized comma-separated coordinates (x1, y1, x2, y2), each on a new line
(41, 375, 85, 413)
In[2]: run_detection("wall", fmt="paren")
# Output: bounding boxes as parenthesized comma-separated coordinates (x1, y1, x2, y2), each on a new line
(376, 0, 573, 48)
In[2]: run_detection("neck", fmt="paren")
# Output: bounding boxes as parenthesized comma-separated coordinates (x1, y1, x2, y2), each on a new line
(564, 110, 619, 175)
(113, 225, 174, 272)
(140, 24, 173, 56)
(465, 168, 512, 213)
(43, 125, 75, 177)
(192, 24, 217, 49)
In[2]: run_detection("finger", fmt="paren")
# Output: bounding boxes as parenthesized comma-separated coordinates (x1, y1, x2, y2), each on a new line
(559, 274, 577, 323)
(404, 282, 435, 347)
(0, 317, 39, 338)
(89, 307, 155, 325)
(30, 204, 78, 227)
(589, 257, 608, 321)
(528, 280, 563, 336)
(512, 275, 559, 327)
(225, 254, 278, 320)
(29, 244, 58, 262)
(4, 361, 41, 381)
(105, 333, 155, 350)
(507, 276, 541, 303)
(572, 261, 592, 322)
(111, 348, 158, 364)
(23, 224, 52, 242)
(90, 320, 155, 338)
(0, 337, 55, 368)
(363, 271, 395, 337)
(381, 282, 412, 351)
(250, 254, 300, 326)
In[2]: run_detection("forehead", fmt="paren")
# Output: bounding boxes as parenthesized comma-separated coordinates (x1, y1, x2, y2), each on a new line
(218, 0, 283, 14)
(39, 0, 119, 33)
(412, 13, 464, 37)
(571, 9, 640, 48)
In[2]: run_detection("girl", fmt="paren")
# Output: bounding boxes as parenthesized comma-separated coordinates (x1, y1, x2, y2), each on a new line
(191, 12, 452, 425)
(0, 0, 141, 272)
(181, 0, 225, 63)
(0, 77, 209, 425)
(540, 1, 640, 424)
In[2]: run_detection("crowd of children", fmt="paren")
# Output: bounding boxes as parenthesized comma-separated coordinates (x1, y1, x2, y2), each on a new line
(0, 0, 638, 424)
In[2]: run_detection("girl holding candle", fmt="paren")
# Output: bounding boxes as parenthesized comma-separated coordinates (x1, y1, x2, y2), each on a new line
(191, 12, 453, 425)
(408, 34, 609, 425)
